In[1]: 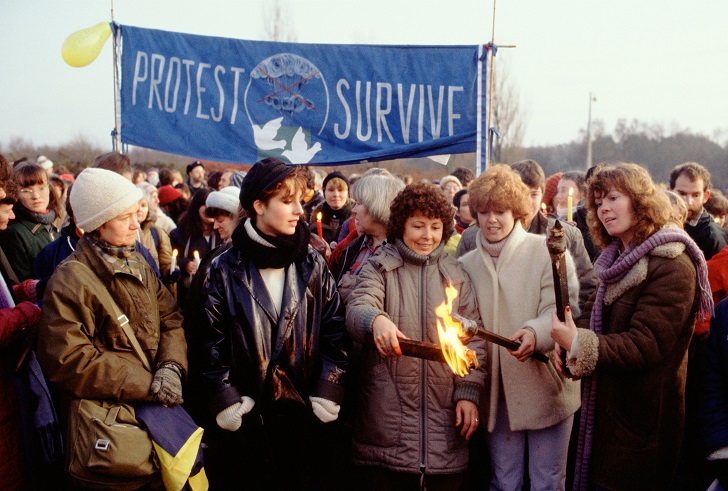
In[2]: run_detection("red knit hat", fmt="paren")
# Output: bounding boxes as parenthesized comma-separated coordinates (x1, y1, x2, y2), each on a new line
(542, 172, 562, 215)
(158, 185, 183, 206)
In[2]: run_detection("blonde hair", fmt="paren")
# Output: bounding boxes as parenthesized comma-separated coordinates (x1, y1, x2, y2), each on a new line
(663, 189, 687, 228)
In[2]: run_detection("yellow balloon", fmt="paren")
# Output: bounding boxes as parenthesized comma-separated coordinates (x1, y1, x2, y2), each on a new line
(62, 22, 112, 68)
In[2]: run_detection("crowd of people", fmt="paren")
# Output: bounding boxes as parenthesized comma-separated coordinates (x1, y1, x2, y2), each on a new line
(1, 152, 728, 491)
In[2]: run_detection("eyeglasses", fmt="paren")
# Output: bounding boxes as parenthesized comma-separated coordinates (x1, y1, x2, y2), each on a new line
(19, 185, 49, 197)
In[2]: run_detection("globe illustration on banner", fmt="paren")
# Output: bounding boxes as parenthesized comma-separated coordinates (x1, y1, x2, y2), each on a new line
(244, 53, 329, 164)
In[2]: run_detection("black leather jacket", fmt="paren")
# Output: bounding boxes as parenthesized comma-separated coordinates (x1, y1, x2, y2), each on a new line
(201, 244, 349, 415)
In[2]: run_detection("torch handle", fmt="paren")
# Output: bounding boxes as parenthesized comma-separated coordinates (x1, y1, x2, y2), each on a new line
(398, 338, 447, 363)
(474, 329, 549, 364)
(550, 258, 572, 374)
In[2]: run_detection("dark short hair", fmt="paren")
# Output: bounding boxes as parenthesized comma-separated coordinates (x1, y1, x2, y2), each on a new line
(669, 162, 712, 191)
(158, 168, 175, 187)
(186, 160, 204, 175)
(93, 152, 132, 176)
(705, 189, 728, 217)
(453, 188, 468, 208)
(178, 187, 213, 237)
(452, 167, 475, 187)
(207, 170, 222, 190)
(302, 166, 316, 190)
(510, 159, 545, 191)
(387, 183, 454, 244)
(560, 170, 587, 197)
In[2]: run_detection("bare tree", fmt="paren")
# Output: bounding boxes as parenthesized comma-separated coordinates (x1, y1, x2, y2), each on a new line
(490, 60, 527, 165)
(262, 0, 297, 42)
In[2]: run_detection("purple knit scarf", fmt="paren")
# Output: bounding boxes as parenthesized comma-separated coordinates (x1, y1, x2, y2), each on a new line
(573, 228, 713, 491)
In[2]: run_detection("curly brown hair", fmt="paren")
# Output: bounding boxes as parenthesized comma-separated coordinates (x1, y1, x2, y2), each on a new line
(585, 163, 672, 249)
(387, 183, 454, 244)
(468, 164, 531, 226)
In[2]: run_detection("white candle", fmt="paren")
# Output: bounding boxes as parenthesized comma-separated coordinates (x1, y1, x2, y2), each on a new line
(567, 188, 573, 222)
(193, 250, 201, 267)
(170, 249, 178, 274)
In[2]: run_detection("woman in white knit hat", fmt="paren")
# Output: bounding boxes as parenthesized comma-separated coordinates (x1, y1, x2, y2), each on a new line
(37, 168, 188, 489)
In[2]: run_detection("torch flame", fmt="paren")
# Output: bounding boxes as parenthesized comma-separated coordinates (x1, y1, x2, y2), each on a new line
(435, 283, 474, 376)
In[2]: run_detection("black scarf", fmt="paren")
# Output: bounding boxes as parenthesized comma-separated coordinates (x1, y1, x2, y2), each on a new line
(320, 200, 352, 231)
(232, 217, 310, 269)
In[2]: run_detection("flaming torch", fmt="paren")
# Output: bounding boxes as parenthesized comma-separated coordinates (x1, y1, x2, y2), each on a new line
(388, 283, 478, 376)
(435, 283, 478, 376)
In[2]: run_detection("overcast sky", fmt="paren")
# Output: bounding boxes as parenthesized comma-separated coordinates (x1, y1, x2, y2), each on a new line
(2, 0, 726, 151)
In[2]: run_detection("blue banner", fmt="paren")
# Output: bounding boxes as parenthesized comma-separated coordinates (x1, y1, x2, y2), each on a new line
(117, 24, 488, 166)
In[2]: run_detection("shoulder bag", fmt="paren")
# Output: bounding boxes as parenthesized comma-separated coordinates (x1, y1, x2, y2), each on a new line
(64, 261, 160, 490)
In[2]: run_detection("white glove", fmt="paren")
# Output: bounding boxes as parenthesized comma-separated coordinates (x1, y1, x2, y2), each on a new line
(215, 396, 255, 432)
(309, 396, 340, 423)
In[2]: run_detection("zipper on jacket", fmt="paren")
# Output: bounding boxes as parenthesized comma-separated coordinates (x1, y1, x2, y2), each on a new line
(419, 259, 427, 474)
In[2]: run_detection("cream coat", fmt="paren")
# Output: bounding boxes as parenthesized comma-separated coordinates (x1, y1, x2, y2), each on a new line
(460, 222, 581, 432)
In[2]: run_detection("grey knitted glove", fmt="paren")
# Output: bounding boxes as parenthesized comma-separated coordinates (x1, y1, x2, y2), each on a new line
(150, 363, 183, 406)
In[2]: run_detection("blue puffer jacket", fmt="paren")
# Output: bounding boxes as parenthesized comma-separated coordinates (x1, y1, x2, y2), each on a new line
(699, 297, 728, 456)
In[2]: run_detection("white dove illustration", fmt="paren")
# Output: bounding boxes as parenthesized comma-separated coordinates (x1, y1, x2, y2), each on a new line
(252, 117, 286, 151)
(282, 127, 322, 164)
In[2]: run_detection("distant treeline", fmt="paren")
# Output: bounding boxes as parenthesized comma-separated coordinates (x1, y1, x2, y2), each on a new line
(2, 120, 726, 190)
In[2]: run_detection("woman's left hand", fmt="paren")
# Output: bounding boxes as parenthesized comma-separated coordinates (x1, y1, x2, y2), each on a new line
(508, 328, 536, 362)
(455, 399, 479, 440)
(550, 307, 577, 352)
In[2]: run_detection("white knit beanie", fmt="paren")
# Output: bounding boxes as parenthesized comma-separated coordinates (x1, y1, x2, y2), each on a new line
(71, 168, 142, 232)
(36, 155, 54, 171)
(206, 186, 241, 215)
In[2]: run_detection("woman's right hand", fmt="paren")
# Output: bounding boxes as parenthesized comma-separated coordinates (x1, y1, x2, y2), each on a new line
(186, 260, 198, 275)
(372, 315, 408, 357)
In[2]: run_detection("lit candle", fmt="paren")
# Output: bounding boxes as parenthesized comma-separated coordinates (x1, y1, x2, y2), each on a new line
(193, 250, 201, 267)
(541, 202, 547, 215)
(170, 249, 178, 274)
(316, 212, 323, 239)
(567, 188, 574, 222)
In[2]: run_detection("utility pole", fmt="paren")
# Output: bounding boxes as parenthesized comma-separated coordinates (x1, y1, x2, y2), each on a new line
(586, 92, 596, 169)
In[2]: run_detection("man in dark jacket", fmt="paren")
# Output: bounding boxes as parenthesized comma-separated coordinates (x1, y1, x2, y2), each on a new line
(670, 162, 728, 261)
(669, 161, 726, 490)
